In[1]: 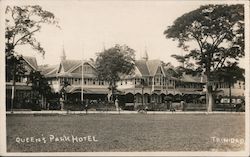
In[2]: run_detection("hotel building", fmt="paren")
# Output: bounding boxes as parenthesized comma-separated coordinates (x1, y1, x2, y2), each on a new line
(6, 48, 245, 110)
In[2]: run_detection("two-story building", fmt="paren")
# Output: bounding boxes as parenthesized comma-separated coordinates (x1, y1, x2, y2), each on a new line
(117, 55, 205, 107)
(6, 48, 245, 110)
(42, 49, 110, 104)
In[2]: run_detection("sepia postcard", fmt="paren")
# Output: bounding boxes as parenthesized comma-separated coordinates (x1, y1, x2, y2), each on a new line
(0, 0, 249, 156)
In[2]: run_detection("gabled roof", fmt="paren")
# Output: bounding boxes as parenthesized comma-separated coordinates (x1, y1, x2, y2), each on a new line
(146, 60, 162, 76)
(61, 60, 82, 72)
(22, 56, 38, 70)
(135, 60, 149, 76)
(181, 74, 204, 83)
(163, 66, 178, 78)
(59, 59, 96, 73)
(39, 64, 59, 76)
(135, 59, 163, 76)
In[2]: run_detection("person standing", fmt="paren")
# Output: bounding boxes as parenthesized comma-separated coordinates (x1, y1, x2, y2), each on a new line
(85, 99, 89, 114)
(115, 98, 119, 111)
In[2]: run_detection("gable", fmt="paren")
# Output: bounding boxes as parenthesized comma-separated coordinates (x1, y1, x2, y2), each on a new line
(71, 62, 96, 74)
(146, 60, 161, 76)
(155, 66, 163, 75)
(71, 65, 82, 74)
(22, 56, 38, 70)
(133, 66, 143, 77)
(23, 62, 33, 73)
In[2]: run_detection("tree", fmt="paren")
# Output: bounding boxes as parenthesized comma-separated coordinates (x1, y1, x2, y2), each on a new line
(171, 54, 203, 77)
(5, 5, 59, 112)
(95, 44, 135, 102)
(28, 70, 52, 109)
(164, 4, 244, 112)
(6, 54, 26, 82)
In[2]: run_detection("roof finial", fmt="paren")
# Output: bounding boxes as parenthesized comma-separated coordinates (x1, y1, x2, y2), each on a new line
(142, 45, 148, 61)
(60, 44, 66, 61)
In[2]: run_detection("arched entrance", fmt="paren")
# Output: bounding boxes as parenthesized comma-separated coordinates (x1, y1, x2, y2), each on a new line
(161, 93, 166, 103)
(144, 93, 150, 104)
(125, 93, 134, 103)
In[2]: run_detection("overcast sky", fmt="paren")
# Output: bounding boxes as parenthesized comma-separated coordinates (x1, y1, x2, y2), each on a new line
(4, 0, 246, 68)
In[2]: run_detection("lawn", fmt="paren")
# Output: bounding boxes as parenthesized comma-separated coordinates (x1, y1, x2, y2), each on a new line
(6, 114, 245, 152)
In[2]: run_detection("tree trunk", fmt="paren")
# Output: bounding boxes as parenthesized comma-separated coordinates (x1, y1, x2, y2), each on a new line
(206, 83, 214, 112)
(11, 61, 16, 113)
(41, 95, 44, 109)
(207, 91, 213, 112)
(229, 83, 232, 111)
(110, 80, 116, 103)
(142, 86, 144, 106)
(44, 97, 47, 110)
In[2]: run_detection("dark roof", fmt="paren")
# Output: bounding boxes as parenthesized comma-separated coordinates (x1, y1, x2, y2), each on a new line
(39, 65, 58, 76)
(135, 59, 162, 76)
(135, 60, 149, 76)
(22, 56, 38, 70)
(61, 60, 82, 72)
(181, 74, 204, 83)
(60, 60, 95, 73)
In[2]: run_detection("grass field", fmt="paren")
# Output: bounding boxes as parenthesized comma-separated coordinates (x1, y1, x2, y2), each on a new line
(6, 114, 245, 152)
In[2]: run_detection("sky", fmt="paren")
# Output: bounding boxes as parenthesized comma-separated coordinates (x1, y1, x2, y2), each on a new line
(3, 0, 247, 68)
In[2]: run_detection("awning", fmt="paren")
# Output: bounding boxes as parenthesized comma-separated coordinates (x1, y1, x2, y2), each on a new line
(181, 91, 204, 95)
(68, 86, 109, 94)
